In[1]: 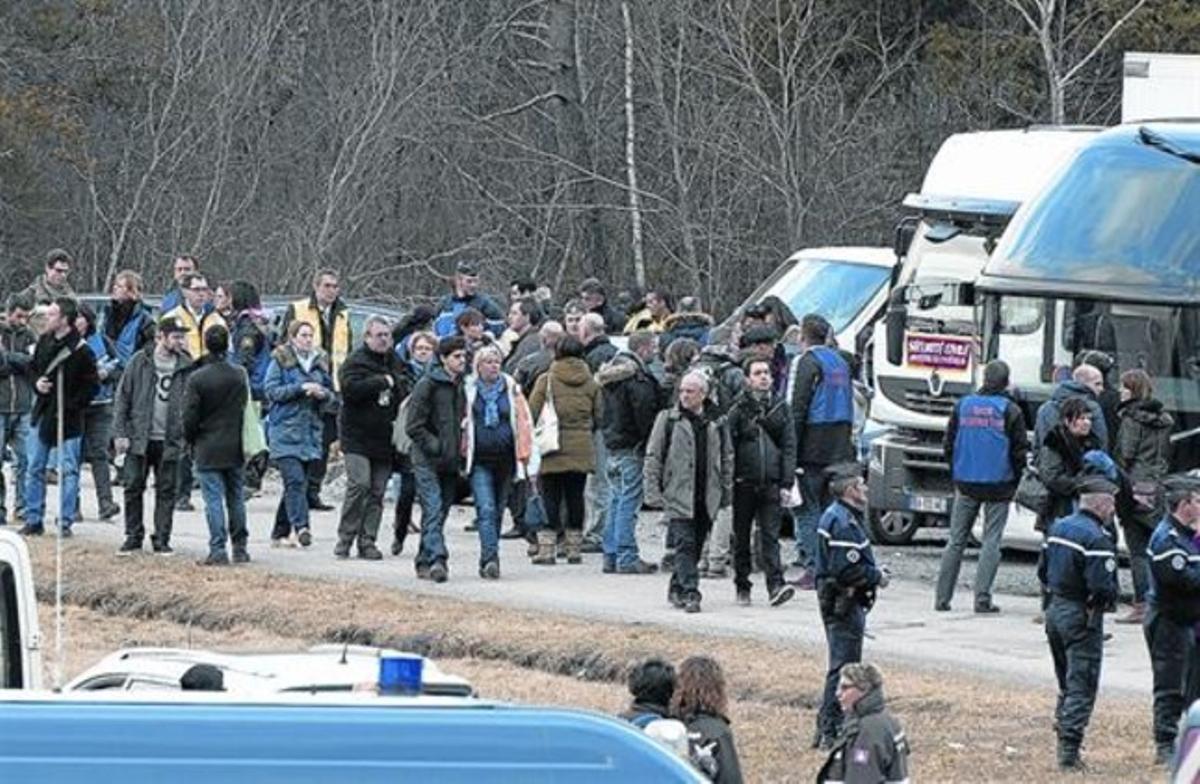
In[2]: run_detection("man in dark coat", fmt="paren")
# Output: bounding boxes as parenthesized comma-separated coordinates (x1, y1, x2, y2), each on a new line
(407, 336, 468, 582)
(0, 294, 36, 526)
(936, 359, 1029, 613)
(579, 278, 625, 336)
(19, 297, 97, 537)
(182, 325, 249, 565)
(335, 316, 407, 561)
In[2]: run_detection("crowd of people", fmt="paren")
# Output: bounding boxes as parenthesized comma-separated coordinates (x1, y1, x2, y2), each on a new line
(2, 247, 1199, 776)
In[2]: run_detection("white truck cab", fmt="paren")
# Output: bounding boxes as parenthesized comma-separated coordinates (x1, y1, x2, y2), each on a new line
(0, 528, 42, 690)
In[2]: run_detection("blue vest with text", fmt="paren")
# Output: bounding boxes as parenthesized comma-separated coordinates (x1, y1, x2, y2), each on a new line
(806, 346, 853, 425)
(952, 394, 1013, 484)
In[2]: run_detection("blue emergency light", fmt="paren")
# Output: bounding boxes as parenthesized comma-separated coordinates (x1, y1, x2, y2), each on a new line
(379, 655, 423, 695)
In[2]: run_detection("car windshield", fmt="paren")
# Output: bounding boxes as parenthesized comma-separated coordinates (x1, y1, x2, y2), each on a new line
(991, 139, 1200, 294)
(767, 259, 891, 333)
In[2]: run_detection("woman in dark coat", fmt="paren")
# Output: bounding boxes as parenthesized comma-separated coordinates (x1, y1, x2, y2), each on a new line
(1037, 396, 1105, 531)
(670, 656, 744, 784)
(1113, 369, 1173, 624)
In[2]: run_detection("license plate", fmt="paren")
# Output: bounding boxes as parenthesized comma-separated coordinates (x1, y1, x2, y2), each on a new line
(910, 495, 948, 514)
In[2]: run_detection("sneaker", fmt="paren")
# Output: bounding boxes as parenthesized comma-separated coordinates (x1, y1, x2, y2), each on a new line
(358, 543, 383, 561)
(17, 524, 43, 537)
(416, 564, 432, 580)
(736, 588, 751, 607)
(429, 563, 448, 583)
(174, 498, 194, 512)
(602, 558, 616, 574)
(232, 548, 251, 564)
(974, 601, 1001, 615)
(98, 503, 121, 521)
(199, 552, 230, 566)
(116, 540, 142, 556)
(480, 561, 500, 580)
(297, 529, 312, 548)
(769, 585, 795, 608)
(152, 544, 175, 557)
(617, 559, 658, 575)
(684, 597, 701, 614)
(333, 541, 352, 559)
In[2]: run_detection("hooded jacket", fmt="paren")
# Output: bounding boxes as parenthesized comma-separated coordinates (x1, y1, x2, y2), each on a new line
(943, 385, 1029, 502)
(406, 364, 465, 473)
(1115, 397, 1173, 527)
(693, 345, 746, 418)
(659, 312, 713, 352)
(597, 351, 662, 452)
(339, 344, 407, 461)
(0, 319, 36, 415)
(726, 388, 796, 489)
(816, 687, 910, 784)
(1033, 380, 1109, 449)
(113, 343, 193, 459)
(529, 357, 602, 475)
(264, 344, 335, 462)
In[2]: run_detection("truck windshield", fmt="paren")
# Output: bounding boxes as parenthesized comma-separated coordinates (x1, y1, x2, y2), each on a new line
(992, 140, 1200, 293)
(768, 260, 891, 333)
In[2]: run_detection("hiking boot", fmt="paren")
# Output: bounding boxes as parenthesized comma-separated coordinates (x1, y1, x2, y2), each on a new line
(232, 547, 251, 564)
(333, 540, 352, 559)
(98, 502, 121, 521)
(297, 529, 312, 548)
(769, 585, 795, 608)
(617, 559, 658, 575)
(117, 540, 142, 556)
(736, 588, 751, 607)
(200, 552, 230, 566)
(684, 597, 701, 614)
(532, 530, 557, 565)
(564, 531, 584, 564)
(1115, 602, 1146, 625)
(974, 600, 1001, 615)
(429, 562, 448, 583)
(480, 561, 500, 580)
(358, 542, 383, 561)
(17, 524, 43, 537)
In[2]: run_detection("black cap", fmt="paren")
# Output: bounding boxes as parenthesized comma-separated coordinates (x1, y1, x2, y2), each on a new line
(180, 663, 225, 691)
(739, 325, 779, 348)
(158, 315, 190, 335)
(1074, 475, 1118, 495)
(1162, 474, 1200, 495)
(824, 461, 865, 483)
(455, 260, 478, 275)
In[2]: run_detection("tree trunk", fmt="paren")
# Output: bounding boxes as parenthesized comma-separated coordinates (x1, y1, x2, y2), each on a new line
(621, 0, 645, 289)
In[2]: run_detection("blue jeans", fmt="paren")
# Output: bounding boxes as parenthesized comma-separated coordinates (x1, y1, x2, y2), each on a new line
(792, 469, 825, 569)
(469, 460, 512, 567)
(0, 413, 29, 520)
(25, 432, 82, 530)
(603, 449, 644, 569)
(413, 462, 456, 568)
(272, 457, 311, 538)
(197, 467, 248, 556)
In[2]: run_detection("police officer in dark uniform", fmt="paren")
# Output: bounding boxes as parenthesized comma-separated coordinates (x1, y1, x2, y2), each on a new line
(813, 462, 889, 749)
(1037, 474, 1120, 771)
(1143, 474, 1200, 765)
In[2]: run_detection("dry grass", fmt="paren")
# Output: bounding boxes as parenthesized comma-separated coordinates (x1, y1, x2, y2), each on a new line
(29, 541, 1159, 782)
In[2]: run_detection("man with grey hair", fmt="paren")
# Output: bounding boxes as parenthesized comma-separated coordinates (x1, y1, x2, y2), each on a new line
(597, 331, 664, 574)
(817, 662, 910, 784)
(644, 369, 733, 613)
(1034, 362, 1108, 448)
(515, 320, 564, 397)
(580, 311, 617, 552)
(936, 359, 1029, 613)
(1037, 474, 1119, 770)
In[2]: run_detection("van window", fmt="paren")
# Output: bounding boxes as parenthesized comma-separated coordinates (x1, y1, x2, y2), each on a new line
(0, 564, 21, 688)
(769, 260, 891, 333)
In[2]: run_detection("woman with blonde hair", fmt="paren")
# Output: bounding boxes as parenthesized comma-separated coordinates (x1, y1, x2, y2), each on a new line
(671, 656, 743, 783)
(461, 344, 534, 579)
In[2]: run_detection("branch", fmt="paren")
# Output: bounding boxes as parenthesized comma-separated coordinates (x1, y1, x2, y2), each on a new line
(477, 91, 563, 122)
(1060, 0, 1148, 87)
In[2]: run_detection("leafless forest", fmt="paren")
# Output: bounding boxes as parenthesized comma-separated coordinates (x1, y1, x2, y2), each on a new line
(1, 0, 1196, 314)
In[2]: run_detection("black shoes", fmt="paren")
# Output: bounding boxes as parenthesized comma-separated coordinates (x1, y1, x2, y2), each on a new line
(98, 503, 121, 521)
(308, 499, 335, 512)
(934, 601, 951, 612)
(17, 524, 43, 537)
(683, 597, 701, 614)
(429, 563, 448, 583)
(617, 559, 658, 575)
(200, 552, 230, 566)
(297, 529, 312, 548)
(499, 527, 524, 540)
(769, 585, 795, 607)
(117, 540, 142, 556)
(232, 548, 251, 564)
(974, 601, 1001, 615)
(358, 543, 383, 561)
(153, 543, 175, 557)
(480, 561, 500, 580)
(668, 590, 685, 609)
(333, 540, 352, 559)
(736, 589, 751, 607)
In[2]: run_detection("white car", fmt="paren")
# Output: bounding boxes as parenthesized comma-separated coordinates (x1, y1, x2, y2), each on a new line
(65, 644, 475, 698)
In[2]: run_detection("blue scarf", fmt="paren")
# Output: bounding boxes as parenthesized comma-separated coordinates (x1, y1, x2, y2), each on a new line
(477, 377, 505, 427)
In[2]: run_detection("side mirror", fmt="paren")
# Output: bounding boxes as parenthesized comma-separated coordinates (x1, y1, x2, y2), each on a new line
(893, 216, 917, 261)
(885, 286, 907, 366)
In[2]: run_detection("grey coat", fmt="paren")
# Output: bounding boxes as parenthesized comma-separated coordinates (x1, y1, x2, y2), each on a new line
(113, 344, 194, 460)
(643, 406, 732, 521)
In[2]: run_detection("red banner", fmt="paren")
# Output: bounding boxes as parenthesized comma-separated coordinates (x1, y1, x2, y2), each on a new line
(905, 334, 972, 370)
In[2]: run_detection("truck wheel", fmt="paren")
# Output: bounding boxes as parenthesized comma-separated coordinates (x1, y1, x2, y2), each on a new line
(867, 510, 918, 546)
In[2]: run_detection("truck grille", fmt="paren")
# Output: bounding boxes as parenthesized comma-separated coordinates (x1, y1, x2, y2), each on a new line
(878, 377, 971, 418)
(902, 390, 960, 417)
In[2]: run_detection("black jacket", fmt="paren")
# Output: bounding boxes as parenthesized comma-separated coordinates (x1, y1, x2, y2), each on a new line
(590, 302, 625, 336)
(727, 389, 796, 489)
(514, 348, 552, 397)
(182, 355, 247, 470)
(583, 336, 618, 373)
(406, 365, 465, 473)
(1037, 425, 1104, 526)
(30, 329, 98, 443)
(681, 711, 744, 784)
(597, 351, 662, 452)
(113, 344, 194, 460)
(338, 345, 407, 461)
(788, 350, 854, 467)
(693, 347, 746, 418)
(943, 385, 1030, 502)
(0, 319, 36, 415)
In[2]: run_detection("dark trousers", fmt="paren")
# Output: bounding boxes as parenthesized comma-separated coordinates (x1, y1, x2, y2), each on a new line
(733, 482, 784, 594)
(668, 508, 713, 602)
(1144, 607, 1199, 747)
(507, 479, 528, 532)
(306, 412, 339, 504)
(541, 471, 587, 532)
(175, 452, 194, 503)
(272, 456, 312, 539)
(818, 602, 865, 739)
(337, 453, 391, 547)
(1045, 596, 1104, 750)
(123, 441, 177, 547)
(392, 466, 416, 550)
(82, 403, 116, 513)
(1122, 520, 1153, 604)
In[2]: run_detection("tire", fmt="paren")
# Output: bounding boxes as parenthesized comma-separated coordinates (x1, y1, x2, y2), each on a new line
(867, 509, 918, 546)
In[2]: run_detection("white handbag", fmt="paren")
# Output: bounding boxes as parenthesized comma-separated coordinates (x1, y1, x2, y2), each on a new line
(534, 377, 561, 456)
